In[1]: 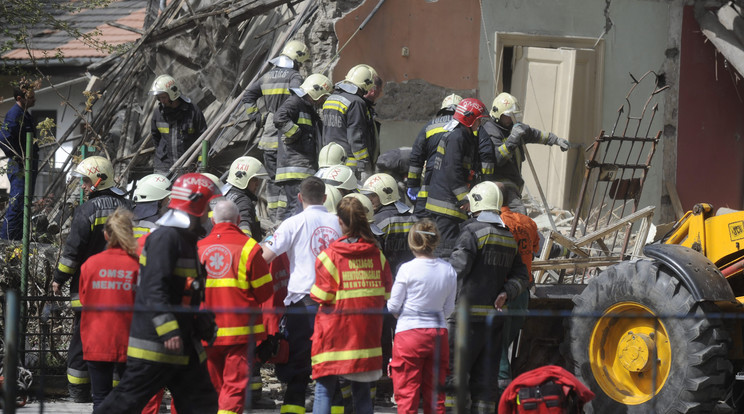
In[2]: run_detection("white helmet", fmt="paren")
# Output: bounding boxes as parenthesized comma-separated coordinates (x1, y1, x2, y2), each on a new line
(226, 156, 267, 190)
(320, 165, 357, 191)
(361, 173, 399, 206)
(72, 156, 116, 191)
(323, 184, 342, 214)
(343, 193, 375, 223)
(150, 74, 181, 101)
(441, 93, 463, 111)
(345, 64, 377, 92)
(134, 174, 171, 202)
(282, 40, 310, 63)
(201, 173, 223, 188)
(468, 181, 503, 213)
(301, 74, 333, 101)
(318, 142, 347, 167)
(490, 92, 522, 122)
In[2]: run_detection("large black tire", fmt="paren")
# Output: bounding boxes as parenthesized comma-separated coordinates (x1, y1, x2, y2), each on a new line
(569, 259, 732, 413)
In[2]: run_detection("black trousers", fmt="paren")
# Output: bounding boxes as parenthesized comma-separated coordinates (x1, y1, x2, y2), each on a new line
(93, 349, 218, 414)
(67, 311, 90, 390)
(275, 298, 317, 410)
(87, 360, 126, 409)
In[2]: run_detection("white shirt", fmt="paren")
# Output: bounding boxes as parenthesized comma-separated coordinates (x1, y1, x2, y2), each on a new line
(387, 257, 457, 333)
(265, 204, 341, 306)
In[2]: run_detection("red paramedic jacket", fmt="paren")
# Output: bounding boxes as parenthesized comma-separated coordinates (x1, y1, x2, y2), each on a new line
(79, 247, 139, 362)
(198, 222, 274, 346)
(310, 236, 393, 378)
(262, 252, 290, 336)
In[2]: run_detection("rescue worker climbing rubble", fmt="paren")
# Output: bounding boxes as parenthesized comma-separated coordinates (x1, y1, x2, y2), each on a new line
(274, 73, 334, 218)
(424, 98, 489, 252)
(53, 155, 132, 403)
(242, 40, 310, 223)
(94, 173, 220, 414)
(446, 181, 529, 413)
(198, 199, 274, 414)
(322, 64, 379, 180)
(481, 92, 570, 214)
(150, 74, 207, 174)
(408, 93, 462, 217)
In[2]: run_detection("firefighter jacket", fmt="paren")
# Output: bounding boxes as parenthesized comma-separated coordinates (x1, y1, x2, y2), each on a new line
(424, 123, 480, 221)
(79, 247, 139, 363)
(479, 118, 562, 191)
(408, 114, 453, 189)
(500, 207, 540, 277)
(198, 222, 273, 346)
(448, 214, 529, 321)
(224, 186, 262, 240)
(133, 201, 160, 239)
(0, 103, 38, 163)
(373, 204, 417, 275)
(128, 225, 205, 365)
(322, 83, 374, 173)
(151, 99, 207, 173)
(310, 236, 393, 378)
(241, 63, 303, 151)
(54, 189, 132, 310)
(273, 93, 321, 182)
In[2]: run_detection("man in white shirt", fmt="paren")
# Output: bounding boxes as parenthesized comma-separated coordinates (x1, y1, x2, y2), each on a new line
(262, 176, 341, 413)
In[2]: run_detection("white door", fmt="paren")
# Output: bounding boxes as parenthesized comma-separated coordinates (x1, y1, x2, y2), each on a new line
(510, 46, 598, 210)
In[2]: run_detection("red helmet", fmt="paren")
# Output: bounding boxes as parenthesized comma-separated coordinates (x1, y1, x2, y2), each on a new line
(453, 98, 488, 128)
(168, 173, 221, 217)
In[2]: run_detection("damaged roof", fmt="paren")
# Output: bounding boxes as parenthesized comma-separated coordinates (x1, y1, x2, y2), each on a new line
(2, 0, 146, 63)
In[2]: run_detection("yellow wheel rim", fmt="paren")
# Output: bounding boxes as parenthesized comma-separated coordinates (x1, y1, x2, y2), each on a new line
(589, 302, 672, 405)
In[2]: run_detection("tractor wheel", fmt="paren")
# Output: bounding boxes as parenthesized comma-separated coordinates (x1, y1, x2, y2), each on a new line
(569, 259, 732, 413)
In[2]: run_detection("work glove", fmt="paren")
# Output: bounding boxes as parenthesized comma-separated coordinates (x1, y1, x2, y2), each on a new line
(248, 111, 265, 128)
(555, 138, 571, 152)
(194, 311, 218, 346)
(407, 187, 419, 201)
(504, 132, 523, 153)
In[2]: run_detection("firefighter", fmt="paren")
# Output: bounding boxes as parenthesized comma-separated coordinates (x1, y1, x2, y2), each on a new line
(274, 73, 334, 218)
(223, 156, 267, 239)
(323, 184, 343, 215)
(424, 98, 489, 252)
(52, 156, 131, 402)
(260, 176, 341, 414)
(315, 142, 347, 178)
(79, 208, 139, 409)
(408, 94, 462, 217)
(482, 92, 570, 214)
(363, 74, 384, 166)
(310, 196, 393, 414)
(0, 83, 38, 240)
(149, 75, 207, 174)
(242, 40, 310, 223)
(322, 64, 379, 180)
(132, 174, 171, 239)
(446, 181, 529, 413)
(93, 173, 220, 414)
(198, 199, 274, 414)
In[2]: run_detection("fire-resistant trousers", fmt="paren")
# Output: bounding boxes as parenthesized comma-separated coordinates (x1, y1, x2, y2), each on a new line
(93, 349, 218, 414)
(206, 343, 251, 414)
(390, 328, 449, 414)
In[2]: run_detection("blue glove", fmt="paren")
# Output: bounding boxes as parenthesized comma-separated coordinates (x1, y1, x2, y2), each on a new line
(407, 187, 420, 201)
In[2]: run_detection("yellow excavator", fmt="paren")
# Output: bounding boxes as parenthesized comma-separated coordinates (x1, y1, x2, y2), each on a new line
(569, 203, 744, 413)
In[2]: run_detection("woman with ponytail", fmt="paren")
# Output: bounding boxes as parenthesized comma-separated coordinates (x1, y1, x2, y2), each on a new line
(79, 207, 139, 408)
(310, 196, 393, 414)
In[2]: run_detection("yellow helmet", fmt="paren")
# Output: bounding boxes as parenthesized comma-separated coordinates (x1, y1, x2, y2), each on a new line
(72, 156, 116, 191)
(318, 142, 347, 167)
(345, 64, 377, 92)
(490, 92, 522, 121)
(441, 93, 463, 111)
(150, 74, 181, 101)
(323, 184, 342, 214)
(134, 174, 171, 202)
(343, 193, 375, 223)
(301, 74, 333, 101)
(226, 156, 267, 190)
(468, 181, 503, 213)
(320, 165, 357, 191)
(361, 173, 399, 206)
(282, 40, 310, 63)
